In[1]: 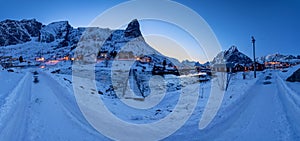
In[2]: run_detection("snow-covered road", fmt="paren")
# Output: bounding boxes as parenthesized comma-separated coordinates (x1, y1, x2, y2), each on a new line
(0, 71, 105, 141)
(215, 73, 296, 140)
(1, 69, 299, 141)
(197, 70, 299, 141)
(0, 72, 32, 140)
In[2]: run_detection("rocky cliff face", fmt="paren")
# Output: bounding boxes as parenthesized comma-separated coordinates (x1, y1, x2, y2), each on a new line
(0, 19, 42, 46)
(0, 19, 85, 49)
(39, 21, 71, 43)
(39, 21, 84, 48)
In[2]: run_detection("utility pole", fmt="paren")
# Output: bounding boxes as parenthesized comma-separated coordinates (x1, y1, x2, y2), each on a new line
(252, 36, 256, 78)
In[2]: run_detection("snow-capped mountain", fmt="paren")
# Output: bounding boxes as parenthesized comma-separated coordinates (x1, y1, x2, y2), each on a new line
(0, 19, 181, 72)
(211, 46, 253, 65)
(73, 19, 164, 65)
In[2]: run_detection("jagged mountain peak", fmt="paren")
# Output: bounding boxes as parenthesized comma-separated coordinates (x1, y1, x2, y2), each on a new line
(227, 45, 239, 53)
(124, 19, 142, 38)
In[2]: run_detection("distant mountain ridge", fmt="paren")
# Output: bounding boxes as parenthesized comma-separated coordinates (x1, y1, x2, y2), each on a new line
(259, 53, 300, 63)
(3, 19, 298, 68)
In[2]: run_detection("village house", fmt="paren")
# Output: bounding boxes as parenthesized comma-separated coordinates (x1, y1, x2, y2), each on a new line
(250, 62, 265, 71)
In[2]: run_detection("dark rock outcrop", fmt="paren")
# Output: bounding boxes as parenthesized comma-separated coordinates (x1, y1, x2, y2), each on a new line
(287, 68, 300, 82)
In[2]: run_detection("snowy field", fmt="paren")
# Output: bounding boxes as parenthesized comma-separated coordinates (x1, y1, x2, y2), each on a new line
(0, 65, 300, 140)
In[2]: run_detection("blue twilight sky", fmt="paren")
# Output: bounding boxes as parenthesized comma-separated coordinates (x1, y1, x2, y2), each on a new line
(0, 0, 299, 62)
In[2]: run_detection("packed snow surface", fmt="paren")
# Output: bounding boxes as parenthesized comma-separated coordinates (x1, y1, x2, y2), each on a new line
(0, 65, 299, 140)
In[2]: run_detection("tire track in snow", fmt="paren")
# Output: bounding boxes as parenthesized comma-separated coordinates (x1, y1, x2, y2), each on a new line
(0, 72, 32, 141)
(276, 72, 300, 139)
(0, 71, 105, 141)
(0, 72, 24, 107)
(196, 71, 295, 141)
(197, 74, 264, 140)
(36, 72, 103, 138)
(212, 72, 294, 141)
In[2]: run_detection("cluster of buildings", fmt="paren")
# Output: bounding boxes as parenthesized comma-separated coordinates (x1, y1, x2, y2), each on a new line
(264, 60, 300, 69)
(0, 55, 73, 69)
(195, 60, 300, 74)
(210, 62, 265, 73)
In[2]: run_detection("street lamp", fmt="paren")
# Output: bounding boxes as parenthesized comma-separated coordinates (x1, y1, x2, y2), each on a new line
(252, 36, 256, 78)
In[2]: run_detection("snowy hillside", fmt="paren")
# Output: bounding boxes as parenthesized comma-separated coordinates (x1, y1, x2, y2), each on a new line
(2, 64, 300, 140)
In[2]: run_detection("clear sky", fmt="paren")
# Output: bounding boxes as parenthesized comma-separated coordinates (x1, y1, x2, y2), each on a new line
(0, 0, 299, 62)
